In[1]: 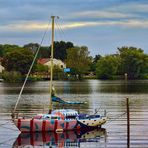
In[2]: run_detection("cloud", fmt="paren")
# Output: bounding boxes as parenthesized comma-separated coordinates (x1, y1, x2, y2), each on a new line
(73, 10, 132, 19)
(1, 18, 148, 34)
(108, 2, 148, 15)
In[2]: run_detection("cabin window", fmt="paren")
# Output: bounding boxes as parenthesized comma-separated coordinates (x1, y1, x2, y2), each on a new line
(66, 115, 76, 120)
(51, 116, 58, 120)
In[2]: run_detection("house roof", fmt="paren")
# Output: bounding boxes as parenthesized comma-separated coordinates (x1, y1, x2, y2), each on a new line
(37, 58, 50, 64)
(37, 58, 66, 68)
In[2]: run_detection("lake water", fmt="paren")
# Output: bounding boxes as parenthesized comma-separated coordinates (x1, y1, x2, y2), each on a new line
(0, 79, 148, 148)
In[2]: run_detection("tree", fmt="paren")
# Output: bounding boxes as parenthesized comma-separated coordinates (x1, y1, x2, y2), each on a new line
(23, 43, 39, 54)
(50, 41, 74, 61)
(2, 48, 34, 75)
(38, 46, 50, 58)
(66, 46, 91, 79)
(118, 46, 146, 79)
(90, 54, 101, 73)
(0, 44, 4, 57)
(3, 44, 21, 54)
(96, 55, 120, 79)
(94, 54, 101, 63)
(0, 44, 22, 57)
(141, 54, 148, 75)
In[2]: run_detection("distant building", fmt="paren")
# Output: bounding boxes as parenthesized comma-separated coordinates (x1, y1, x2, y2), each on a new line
(0, 57, 4, 73)
(0, 64, 4, 73)
(38, 58, 66, 69)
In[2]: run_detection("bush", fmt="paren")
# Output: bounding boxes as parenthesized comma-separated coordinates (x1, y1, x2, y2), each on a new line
(2, 71, 22, 82)
(139, 74, 148, 79)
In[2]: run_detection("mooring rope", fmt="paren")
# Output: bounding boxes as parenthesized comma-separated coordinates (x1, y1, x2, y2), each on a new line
(12, 21, 51, 116)
(105, 111, 127, 125)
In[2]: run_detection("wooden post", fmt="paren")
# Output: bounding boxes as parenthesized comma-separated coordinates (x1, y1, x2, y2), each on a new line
(126, 97, 130, 148)
(125, 73, 128, 80)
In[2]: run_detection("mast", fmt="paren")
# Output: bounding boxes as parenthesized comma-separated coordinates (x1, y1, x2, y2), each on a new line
(49, 16, 58, 113)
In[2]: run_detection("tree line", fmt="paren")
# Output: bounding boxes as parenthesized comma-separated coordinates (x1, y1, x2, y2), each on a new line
(0, 41, 148, 81)
(95, 47, 148, 79)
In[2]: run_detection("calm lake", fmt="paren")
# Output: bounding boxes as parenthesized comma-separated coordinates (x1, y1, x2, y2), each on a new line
(0, 79, 148, 148)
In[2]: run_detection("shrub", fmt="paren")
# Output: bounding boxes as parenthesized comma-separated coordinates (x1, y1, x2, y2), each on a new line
(2, 71, 22, 82)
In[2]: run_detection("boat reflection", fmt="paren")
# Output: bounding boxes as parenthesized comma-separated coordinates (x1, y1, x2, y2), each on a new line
(13, 128, 106, 148)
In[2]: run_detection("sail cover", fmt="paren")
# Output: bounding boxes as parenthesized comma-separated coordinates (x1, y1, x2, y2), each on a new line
(52, 95, 86, 104)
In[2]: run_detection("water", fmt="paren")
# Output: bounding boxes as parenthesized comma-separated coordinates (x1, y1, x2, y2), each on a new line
(0, 79, 148, 147)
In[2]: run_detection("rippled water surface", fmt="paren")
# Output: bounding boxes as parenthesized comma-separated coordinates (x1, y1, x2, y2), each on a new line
(0, 80, 148, 147)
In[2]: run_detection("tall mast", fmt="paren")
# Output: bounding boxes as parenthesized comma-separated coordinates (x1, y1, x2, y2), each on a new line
(49, 16, 58, 113)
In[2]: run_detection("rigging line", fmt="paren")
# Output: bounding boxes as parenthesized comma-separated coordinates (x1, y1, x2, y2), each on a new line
(56, 19, 67, 40)
(54, 22, 58, 42)
(12, 21, 51, 115)
(55, 21, 64, 41)
(105, 112, 127, 125)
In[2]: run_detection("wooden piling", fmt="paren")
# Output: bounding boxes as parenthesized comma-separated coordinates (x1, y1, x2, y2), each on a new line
(126, 97, 130, 148)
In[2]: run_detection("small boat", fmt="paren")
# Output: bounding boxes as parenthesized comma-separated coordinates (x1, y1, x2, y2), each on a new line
(12, 16, 107, 132)
(13, 128, 106, 147)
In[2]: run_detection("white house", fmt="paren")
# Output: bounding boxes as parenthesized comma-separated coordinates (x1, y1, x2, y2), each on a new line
(38, 58, 66, 69)
(0, 64, 4, 73)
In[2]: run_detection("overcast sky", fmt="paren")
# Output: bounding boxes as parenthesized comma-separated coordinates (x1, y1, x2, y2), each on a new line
(0, 0, 148, 56)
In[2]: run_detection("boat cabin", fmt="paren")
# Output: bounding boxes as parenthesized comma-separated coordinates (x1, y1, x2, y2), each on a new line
(33, 109, 79, 120)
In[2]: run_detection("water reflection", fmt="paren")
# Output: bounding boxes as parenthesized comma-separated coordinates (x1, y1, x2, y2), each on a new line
(1, 80, 148, 147)
(93, 80, 148, 94)
(13, 128, 106, 148)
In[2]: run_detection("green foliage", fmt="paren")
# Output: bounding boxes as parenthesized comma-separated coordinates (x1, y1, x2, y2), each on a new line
(3, 44, 21, 54)
(118, 47, 146, 79)
(90, 54, 102, 73)
(0, 44, 21, 57)
(2, 71, 22, 82)
(23, 43, 39, 54)
(53, 65, 64, 80)
(27, 75, 43, 81)
(0, 45, 4, 57)
(141, 54, 148, 74)
(66, 46, 91, 78)
(38, 46, 50, 58)
(2, 48, 34, 75)
(96, 55, 120, 79)
(50, 41, 74, 61)
(35, 64, 48, 72)
(0, 43, 147, 80)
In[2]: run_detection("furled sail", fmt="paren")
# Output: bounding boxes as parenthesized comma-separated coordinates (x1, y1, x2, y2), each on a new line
(52, 95, 87, 104)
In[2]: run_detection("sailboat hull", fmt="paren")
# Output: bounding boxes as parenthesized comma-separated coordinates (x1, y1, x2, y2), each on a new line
(14, 119, 77, 132)
(14, 117, 106, 132)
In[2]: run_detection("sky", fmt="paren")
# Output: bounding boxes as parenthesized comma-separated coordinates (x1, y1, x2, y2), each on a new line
(0, 0, 148, 56)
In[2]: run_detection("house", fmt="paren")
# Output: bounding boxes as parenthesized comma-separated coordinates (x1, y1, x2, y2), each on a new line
(0, 57, 4, 73)
(0, 64, 4, 73)
(38, 58, 66, 69)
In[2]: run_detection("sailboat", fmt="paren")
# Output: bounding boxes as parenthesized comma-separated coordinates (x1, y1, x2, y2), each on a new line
(12, 16, 107, 132)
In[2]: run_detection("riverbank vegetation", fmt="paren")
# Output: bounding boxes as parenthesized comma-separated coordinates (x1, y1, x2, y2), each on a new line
(0, 42, 148, 82)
